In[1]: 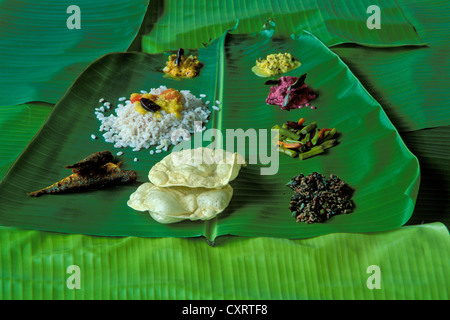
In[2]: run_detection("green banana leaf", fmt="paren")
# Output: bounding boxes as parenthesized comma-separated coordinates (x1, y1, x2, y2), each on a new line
(401, 126, 450, 227)
(0, 102, 53, 179)
(330, 0, 450, 132)
(139, 0, 425, 53)
(0, 29, 420, 242)
(0, 223, 448, 299)
(331, 44, 450, 132)
(0, 0, 149, 106)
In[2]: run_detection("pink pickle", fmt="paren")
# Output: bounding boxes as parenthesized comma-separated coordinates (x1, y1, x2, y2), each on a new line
(265, 76, 317, 111)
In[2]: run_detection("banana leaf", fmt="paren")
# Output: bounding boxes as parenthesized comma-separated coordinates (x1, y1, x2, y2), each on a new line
(0, 102, 53, 179)
(0, 223, 448, 299)
(0, 0, 149, 106)
(401, 127, 450, 227)
(0, 29, 420, 242)
(331, 0, 450, 132)
(332, 44, 450, 132)
(140, 0, 425, 53)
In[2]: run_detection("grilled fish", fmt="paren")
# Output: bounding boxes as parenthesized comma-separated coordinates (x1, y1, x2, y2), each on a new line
(28, 154, 137, 197)
(65, 150, 113, 174)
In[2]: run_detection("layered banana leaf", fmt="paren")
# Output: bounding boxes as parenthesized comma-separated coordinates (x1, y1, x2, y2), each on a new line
(140, 0, 425, 53)
(0, 30, 420, 242)
(0, 0, 149, 106)
(0, 102, 53, 179)
(0, 0, 426, 108)
(330, 0, 450, 132)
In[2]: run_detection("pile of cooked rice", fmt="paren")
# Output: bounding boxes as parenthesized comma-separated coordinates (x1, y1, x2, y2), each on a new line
(95, 86, 211, 151)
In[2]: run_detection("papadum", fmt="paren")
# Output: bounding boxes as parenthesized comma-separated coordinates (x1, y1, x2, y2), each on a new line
(127, 182, 233, 224)
(148, 147, 245, 188)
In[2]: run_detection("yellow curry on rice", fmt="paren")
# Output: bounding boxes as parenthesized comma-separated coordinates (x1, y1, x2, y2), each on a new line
(131, 88, 184, 119)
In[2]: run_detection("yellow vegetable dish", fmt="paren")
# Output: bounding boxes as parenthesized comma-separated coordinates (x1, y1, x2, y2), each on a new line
(163, 48, 202, 79)
(252, 52, 301, 77)
(131, 88, 184, 119)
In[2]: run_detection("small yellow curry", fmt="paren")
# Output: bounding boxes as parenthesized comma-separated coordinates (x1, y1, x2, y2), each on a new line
(163, 48, 202, 78)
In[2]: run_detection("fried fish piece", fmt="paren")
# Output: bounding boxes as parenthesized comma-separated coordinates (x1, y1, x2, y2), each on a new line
(65, 150, 113, 174)
(27, 162, 137, 197)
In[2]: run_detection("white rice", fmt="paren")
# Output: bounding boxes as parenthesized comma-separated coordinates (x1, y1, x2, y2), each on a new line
(97, 86, 211, 150)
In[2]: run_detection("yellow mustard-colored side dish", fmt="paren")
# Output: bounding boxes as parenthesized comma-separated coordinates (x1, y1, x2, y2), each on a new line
(251, 52, 301, 77)
(131, 88, 184, 119)
(163, 48, 202, 78)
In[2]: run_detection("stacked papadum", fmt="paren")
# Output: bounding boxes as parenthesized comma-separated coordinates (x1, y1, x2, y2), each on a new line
(127, 147, 245, 224)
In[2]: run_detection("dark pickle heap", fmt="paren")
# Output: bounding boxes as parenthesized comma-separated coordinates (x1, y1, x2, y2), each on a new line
(287, 172, 355, 224)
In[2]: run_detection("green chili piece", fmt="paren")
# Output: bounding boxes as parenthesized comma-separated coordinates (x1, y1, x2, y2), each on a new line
(304, 133, 312, 145)
(300, 122, 317, 135)
(311, 128, 320, 145)
(299, 145, 324, 160)
(320, 128, 337, 142)
(285, 138, 302, 144)
(278, 146, 298, 158)
(278, 128, 300, 141)
(320, 139, 337, 150)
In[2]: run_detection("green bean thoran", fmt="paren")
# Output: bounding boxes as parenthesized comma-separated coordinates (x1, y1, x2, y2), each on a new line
(274, 118, 339, 160)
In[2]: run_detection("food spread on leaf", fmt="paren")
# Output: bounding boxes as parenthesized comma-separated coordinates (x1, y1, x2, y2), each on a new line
(287, 173, 354, 224)
(265, 74, 317, 111)
(127, 147, 245, 224)
(273, 118, 338, 160)
(27, 151, 137, 197)
(81, 41, 356, 227)
(163, 48, 202, 78)
(251, 52, 301, 77)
